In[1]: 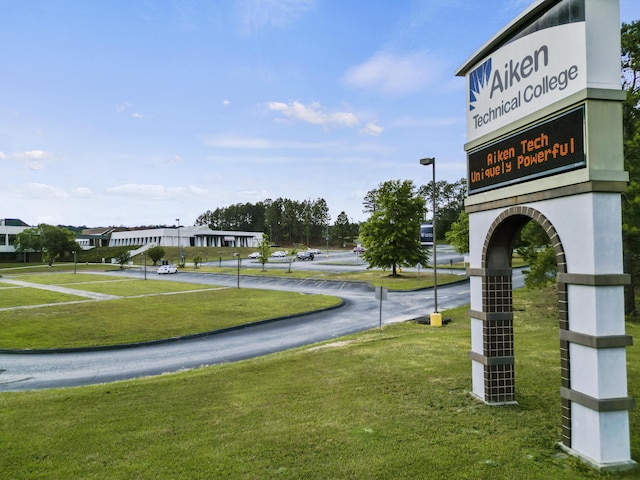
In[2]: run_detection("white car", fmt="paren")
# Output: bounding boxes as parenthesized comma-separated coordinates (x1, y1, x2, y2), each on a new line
(271, 250, 287, 257)
(248, 252, 260, 259)
(307, 248, 321, 255)
(157, 264, 178, 274)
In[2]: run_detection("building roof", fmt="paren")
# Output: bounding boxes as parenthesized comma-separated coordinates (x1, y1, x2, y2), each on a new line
(1, 218, 30, 227)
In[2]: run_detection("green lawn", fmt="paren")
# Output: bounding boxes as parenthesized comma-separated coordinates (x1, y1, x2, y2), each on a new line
(0, 286, 87, 308)
(1, 286, 638, 479)
(0, 287, 341, 349)
(8, 273, 216, 296)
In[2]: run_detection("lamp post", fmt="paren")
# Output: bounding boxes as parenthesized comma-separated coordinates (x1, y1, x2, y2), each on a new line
(176, 218, 183, 265)
(420, 157, 441, 326)
(233, 253, 241, 288)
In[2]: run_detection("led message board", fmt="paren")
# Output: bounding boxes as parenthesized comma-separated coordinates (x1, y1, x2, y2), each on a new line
(467, 106, 585, 194)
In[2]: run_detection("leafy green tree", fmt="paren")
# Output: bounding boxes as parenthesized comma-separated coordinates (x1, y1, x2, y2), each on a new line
(257, 234, 271, 271)
(515, 221, 556, 288)
(419, 178, 467, 240)
(333, 211, 352, 246)
(146, 246, 166, 266)
(193, 255, 202, 269)
(116, 251, 131, 269)
(445, 210, 469, 255)
(622, 19, 640, 315)
(13, 228, 42, 256)
(360, 179, 429, 276)
(14, 224, 79, 266)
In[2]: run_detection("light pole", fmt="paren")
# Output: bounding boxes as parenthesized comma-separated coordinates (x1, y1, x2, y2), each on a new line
(233, 253, 241, 288)
(176, 218, 183, 265)
(420, 157, 441, 326)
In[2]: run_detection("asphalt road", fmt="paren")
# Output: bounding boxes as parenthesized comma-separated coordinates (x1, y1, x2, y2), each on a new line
(0, 253, 524, 392)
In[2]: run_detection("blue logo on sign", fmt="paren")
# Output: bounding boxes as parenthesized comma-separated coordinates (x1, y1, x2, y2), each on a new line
(468, 58, 492, 111)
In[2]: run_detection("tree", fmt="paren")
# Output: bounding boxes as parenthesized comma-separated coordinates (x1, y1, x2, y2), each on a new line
(515, 221, 556, 288)
(257, 234, 271, 271)
(360, 179, 429, 276)
(622, 20, 640, 315)
(14, 224, 80, 266)
(146, 246, 166, 266)
(419, 178, 467, 240)
(333, 211, 352, 246)
(116, 251, 131, 269)
(445, 210, 469, 254)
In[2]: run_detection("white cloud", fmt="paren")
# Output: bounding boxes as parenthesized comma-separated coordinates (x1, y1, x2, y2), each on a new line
(105, 183, 208, 200)
(391, 116, 460, 128)
(116, 102, 133, 113)
(359, 122, 384, 136)
(0, 151, 6, 159)
(9, 183, 69, 199)
(267, 100, 359, 128)
(201, 133, 341, 150)
(72, 187, 93, 197)
(116, 102, 145, 118)
(12, 150, 55, 170)
(235, 0, 317, 35)
(344, 51, 441, 95)
(164, 155, 185, 164)
(223, 99, 231, 105)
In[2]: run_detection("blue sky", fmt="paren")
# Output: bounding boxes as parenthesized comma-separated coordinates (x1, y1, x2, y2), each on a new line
(3, 0, 640, 228)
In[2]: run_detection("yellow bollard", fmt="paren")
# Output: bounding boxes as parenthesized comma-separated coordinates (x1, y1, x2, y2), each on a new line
(430, 312, 442, 327)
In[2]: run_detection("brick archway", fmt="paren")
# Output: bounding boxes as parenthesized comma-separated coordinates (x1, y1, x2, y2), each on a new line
(475, 206, 573, 447)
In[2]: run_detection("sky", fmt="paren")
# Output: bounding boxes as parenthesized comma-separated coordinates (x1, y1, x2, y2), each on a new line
(3, 0, 640, 228)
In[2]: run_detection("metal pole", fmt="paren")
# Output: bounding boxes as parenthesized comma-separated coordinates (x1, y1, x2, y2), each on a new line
(432, 161, 438, 313)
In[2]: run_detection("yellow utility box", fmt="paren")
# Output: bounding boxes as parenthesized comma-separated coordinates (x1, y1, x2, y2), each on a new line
(430, 312, 442, 327)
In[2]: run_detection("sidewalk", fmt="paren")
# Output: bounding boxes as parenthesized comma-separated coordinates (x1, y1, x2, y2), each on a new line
(0, 278, 121, 301)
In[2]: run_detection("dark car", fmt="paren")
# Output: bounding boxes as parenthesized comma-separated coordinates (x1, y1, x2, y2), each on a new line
(297, 251, 315, 261)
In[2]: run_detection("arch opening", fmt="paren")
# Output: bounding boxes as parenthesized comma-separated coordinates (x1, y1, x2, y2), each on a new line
(478, 207, 571, 446)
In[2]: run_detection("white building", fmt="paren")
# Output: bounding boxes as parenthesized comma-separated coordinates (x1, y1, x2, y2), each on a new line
(108, 226, 263, 249)
(0, 219, 30, 259)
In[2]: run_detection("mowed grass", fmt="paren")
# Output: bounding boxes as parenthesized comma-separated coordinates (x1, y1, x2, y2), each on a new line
(8, 273, 217, 296)
(1, 286, 638, 479)
(0, 285, 87, 308)
(197, 265, 463, 290)
(0, 287, 341, 350)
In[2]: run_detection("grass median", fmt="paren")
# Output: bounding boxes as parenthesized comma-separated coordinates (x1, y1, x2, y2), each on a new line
(0, 286, 341, 350)
(1, 286, 637, 479)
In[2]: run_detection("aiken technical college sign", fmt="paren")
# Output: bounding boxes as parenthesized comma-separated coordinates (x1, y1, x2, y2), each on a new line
(466, 22, 586, 142)
(467, 106, 585, 194)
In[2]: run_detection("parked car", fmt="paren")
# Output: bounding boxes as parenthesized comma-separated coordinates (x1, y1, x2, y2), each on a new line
(297, 251, 315, 261)
(248, 252, 260, 259)
(271, 250, 287, 257)
(307, 248, 321, 255)
(353, 245, 365, 253)
(157, 264, 178, 274)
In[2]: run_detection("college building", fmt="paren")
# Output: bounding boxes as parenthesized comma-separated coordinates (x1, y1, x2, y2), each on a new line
(108, 226, 263, 249)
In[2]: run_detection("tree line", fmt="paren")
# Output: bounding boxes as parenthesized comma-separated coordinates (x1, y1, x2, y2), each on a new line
(194, 198, 356, 246)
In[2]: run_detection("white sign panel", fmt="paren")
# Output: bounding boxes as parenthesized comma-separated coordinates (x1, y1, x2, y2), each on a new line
(466, 22, 586, 142)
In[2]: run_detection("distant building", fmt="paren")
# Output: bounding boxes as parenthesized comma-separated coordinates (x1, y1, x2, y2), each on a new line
(0, 218, 31, 261)
(77, 228, 114, 249)
(108, 226, 263, 249)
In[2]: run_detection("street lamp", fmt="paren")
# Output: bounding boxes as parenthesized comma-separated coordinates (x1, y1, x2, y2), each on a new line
(419, 157, 441, 326)
(176, 218, 183, 265)
(233, 253, 241, 288)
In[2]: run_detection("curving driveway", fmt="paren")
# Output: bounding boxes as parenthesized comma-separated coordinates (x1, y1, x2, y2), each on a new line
(0, 268, 523, 392)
